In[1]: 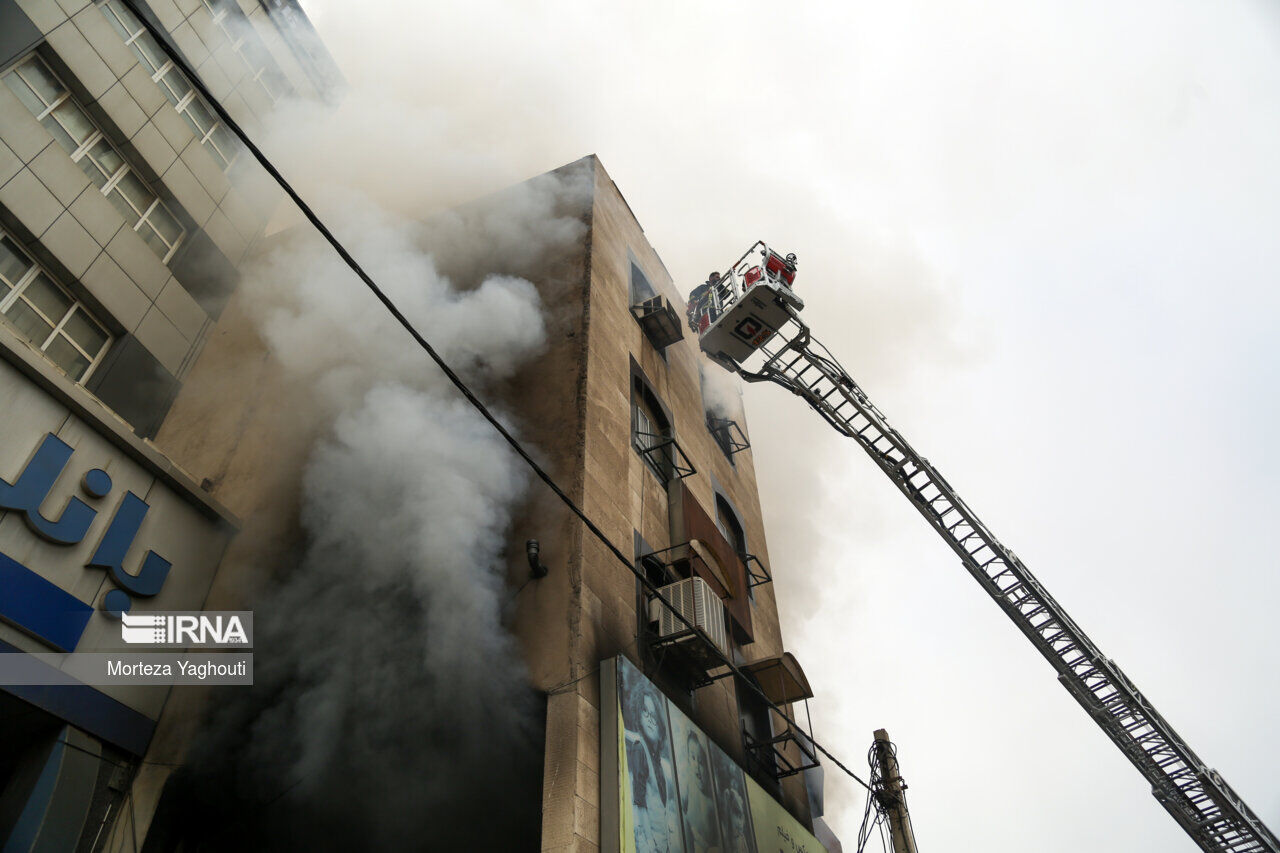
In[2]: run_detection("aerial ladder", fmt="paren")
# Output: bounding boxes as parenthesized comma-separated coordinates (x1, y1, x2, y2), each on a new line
(686, 242, 1279, 853)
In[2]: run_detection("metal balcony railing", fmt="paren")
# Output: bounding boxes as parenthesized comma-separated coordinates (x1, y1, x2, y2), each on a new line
(743, 553, 772, 588)
(634, 431, 696, 482)
(707, 415, 750, 457)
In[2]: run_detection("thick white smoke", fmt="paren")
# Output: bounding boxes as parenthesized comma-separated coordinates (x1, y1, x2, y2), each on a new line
(700, 358, 744, 420)
(165, 65, 589, 845)
(246, 189, 552, 412)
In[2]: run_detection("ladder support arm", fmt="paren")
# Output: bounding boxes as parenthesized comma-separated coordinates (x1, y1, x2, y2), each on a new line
(729, 304, 1278, 853)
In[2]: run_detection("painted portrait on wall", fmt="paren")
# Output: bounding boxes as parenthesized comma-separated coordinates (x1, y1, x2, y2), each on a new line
(708, 743, 758, 853)
(609, 656, 818, 853)
(619, 658, 686, 853)
(669, 710, 724, 852)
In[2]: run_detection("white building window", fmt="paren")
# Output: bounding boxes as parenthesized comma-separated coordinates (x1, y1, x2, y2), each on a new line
(3, 55, 186, 263)
(99, 0, 239, 170)
(0, 233, 110, 381)
(201, 0, 292, 103)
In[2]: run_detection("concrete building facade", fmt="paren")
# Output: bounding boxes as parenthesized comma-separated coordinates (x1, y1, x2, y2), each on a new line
(522, 158, 839, 853)
(145, 154, 842, 851)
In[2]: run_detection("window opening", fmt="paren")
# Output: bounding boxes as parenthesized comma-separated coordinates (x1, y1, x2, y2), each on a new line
(629, 261, 683, 351)
(632, 378, 694, 484)
(640, 551, 682, 588)
(3, 55, 186, 262)
(739, 658, 819, 781)
(100, 0, 240, 169)
(738, 680, 779, 786)
(0, 233, 111, 381)
(629, 261, 656, 304)
(714, 495, 746, 557)
(715, 494, 770, 593)
(701, 365, 748, 459)
(707, 416, 750, 458)
(201, 0, 294, 103)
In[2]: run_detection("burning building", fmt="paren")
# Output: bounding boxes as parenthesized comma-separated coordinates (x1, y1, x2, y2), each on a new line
(0, 1, 840, 850)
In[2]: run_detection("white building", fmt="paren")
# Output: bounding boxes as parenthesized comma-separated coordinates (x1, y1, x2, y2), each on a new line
(0, 0, 337, 847)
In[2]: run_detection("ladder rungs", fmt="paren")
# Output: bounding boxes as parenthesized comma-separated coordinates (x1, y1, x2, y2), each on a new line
(776, 342, 1280, 853)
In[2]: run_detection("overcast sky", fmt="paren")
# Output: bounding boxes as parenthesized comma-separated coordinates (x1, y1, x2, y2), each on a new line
(292, 2, 1280, 849)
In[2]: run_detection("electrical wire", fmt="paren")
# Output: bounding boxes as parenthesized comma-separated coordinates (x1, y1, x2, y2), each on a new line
(856, 743, 889, 853)
(855, 789, 876, 852)
(118, 0, 873, 796)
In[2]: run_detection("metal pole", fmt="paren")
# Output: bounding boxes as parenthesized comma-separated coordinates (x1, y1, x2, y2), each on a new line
(873, 729, 919, 853)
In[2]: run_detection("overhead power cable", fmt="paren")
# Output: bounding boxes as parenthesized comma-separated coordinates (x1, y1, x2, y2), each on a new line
(119, 0, 872, 795)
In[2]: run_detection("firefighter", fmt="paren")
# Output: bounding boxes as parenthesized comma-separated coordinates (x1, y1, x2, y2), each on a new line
(686, 272, 721, 333)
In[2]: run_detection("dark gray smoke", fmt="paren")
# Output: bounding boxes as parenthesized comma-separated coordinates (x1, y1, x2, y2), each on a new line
(166, 388, 546, 850)
(151, 111, 588, 846)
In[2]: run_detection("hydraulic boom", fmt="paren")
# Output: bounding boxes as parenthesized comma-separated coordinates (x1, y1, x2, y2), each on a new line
(690, 242, 1279, 853)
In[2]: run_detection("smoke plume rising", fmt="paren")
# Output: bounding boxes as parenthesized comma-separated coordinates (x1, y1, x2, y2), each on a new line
(158, 56, 589, 847)
(699, 358, 744, 420)
(277, 3, 1280, 850)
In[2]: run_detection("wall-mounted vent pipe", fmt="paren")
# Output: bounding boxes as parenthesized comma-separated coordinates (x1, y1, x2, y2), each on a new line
(526, 540, 549, 579)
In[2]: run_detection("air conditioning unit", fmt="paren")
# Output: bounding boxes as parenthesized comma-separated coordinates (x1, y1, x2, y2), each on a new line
(649, 576, 728, 656)
(629, 295, 684, 350)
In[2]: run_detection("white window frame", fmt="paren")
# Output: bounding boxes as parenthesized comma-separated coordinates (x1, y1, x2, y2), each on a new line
(99, 0, 238, 170)
(201, 0, 292, 103)
(173, 93, 237, 167)
(0, 234, 112, 382)
(7, 59, 91, 150)
(3, 55, 187, 263)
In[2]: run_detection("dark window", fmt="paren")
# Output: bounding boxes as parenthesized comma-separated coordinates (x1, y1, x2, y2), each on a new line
(630, 261, 656, 304)
(707, 416, 749, 461)
(632, 377, 672, 483)
(632, 373, 695, 484)
(701, 369, 748, 459)
(715, 495, 747, 557)
(738, 681, 780, 790)
(629, 261, 683, 352)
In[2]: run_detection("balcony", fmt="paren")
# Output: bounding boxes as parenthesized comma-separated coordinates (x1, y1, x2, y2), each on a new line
(744, 726, 820, 780)
(741, 653, 819, 780)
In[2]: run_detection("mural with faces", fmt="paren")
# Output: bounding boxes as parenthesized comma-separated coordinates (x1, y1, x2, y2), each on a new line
(670, 711, 726, 852)
(619, 657, 686, 853)
(614, 656, 816, 853)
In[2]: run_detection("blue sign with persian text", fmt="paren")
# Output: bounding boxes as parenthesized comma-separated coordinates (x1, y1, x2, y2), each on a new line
(0, 433, 173, 651)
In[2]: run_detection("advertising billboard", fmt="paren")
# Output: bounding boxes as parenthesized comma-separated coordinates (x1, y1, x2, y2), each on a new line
(602, 655, 825, 853)
(0, 356, 237, 752)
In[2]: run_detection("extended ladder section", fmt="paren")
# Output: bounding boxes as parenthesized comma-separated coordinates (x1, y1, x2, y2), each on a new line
(695, 245, 1279, 853)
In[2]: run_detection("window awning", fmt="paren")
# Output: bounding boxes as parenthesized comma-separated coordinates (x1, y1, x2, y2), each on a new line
(743, 652, 814, 704)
